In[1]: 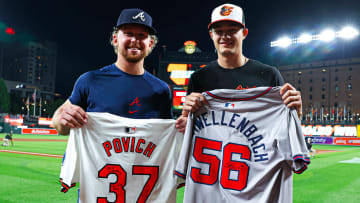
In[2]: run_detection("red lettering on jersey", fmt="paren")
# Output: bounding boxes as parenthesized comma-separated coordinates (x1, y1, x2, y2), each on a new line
(102, 137, 156, 158)
(136, 139, 146, 153)
(113, 138, 122, 153)
(130, 137, 136, 152)
(103, 141, 112, 157)
(236, 85, 257, 90)
(143, 142, 157, 157)
(122, 137, 130, 152)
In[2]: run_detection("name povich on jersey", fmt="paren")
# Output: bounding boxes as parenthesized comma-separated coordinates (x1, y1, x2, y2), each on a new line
(102, 137, 157, 158)
(194, 110, 268, 162)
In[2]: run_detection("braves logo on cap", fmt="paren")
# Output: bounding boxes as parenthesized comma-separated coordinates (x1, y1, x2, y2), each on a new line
(220, 6, 234, 16)
(132, 12, 146, 22)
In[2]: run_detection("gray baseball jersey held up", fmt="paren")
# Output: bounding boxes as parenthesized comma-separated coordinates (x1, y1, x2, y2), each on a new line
(60, 112, 183, 203)
(175, 87, 310, 203)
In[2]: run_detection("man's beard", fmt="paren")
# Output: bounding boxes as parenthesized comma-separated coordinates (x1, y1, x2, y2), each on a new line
(124, 52, 146, 62)
(120, 45, 147, 63)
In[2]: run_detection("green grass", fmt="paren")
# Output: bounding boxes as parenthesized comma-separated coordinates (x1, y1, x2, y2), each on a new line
(293, 144, 360, 203)
(0, 134, 68, 155)
(1, 137, 360, 202)
(0, 136, 78, 203)
(1, 133, 68, 140)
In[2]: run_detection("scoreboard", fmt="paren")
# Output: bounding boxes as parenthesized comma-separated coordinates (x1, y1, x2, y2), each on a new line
(158, 62, 207, 114)
(157, 41, 217, 115)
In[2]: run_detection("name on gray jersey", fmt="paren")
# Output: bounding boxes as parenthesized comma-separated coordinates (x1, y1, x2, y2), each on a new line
(194, 110, 268, 162)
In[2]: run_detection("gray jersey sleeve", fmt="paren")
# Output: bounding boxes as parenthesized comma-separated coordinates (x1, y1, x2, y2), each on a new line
(288, 109, 310, 173)
(175, 113, 195, 179)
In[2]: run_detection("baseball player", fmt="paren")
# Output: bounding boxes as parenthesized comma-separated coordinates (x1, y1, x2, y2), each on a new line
(52, 8, 172, 136)
(60, 112, 183, 203)
(175, 87, 310, 202)
(176, 3, 302, 133)
(306, 138, 316, 158)
(53, 8, 179, 202)
(1, 130, 14, 147)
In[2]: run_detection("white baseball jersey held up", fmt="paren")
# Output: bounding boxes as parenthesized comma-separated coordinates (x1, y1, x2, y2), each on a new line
(175, 87, 310, 203)
(60, 112, 183, 203)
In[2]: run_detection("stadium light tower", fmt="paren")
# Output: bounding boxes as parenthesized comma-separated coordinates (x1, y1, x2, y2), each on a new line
(319, 29, 336, 41)
(270, 26, 359, 47)
(298, 33, 312, 44)
(338, 26, 359, 39)
(270, 36, 292, 48)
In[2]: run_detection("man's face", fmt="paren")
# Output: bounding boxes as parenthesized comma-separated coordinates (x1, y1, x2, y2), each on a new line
(210, 21, 247, 56)
(115, 24, 153, 63)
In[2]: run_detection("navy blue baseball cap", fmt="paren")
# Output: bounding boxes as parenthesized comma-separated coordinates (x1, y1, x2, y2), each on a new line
(116, 8, 156, 34)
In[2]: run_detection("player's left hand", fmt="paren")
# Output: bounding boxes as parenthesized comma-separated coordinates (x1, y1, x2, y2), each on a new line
(280, 83, 302, 119)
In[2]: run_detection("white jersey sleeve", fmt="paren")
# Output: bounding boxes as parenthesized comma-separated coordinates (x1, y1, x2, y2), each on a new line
(59, 130, 79, 192)
(175, 87, 310, 203)
(60, 112, 183, 203)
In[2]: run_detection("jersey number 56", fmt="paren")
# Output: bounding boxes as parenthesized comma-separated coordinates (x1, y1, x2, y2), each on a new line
(191, 136, 251, 191)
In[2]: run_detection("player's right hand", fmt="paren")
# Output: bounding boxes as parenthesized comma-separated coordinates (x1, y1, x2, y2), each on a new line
(181, 93, 208, 117)
(58, 101, 88, 129)
(175, 115, 187, 134)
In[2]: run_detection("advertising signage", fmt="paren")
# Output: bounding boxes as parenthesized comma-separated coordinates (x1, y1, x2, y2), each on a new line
(334, 137, 360, 146)
(301, 125, 358, 137)
(306, 136, 360, 146)
(159, 63, 206, 87)
(308, 136, 334, 145)
(22, 128, 58, 135)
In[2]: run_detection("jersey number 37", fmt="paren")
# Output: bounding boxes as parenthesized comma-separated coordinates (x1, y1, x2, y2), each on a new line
(97, 165, 159, 203)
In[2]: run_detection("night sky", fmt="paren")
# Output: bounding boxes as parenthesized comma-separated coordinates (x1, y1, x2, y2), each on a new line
(1, 0, 360, 98)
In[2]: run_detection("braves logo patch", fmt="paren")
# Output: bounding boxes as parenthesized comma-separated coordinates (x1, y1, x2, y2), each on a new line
(129, 97, 141, 114)
(220, 6, 234, 16)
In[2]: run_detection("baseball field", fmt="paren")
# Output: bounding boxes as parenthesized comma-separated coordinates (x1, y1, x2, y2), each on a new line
(1, 134, 360, 203)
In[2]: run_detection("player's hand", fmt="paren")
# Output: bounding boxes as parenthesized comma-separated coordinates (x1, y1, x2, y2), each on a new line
(181, 93, 209, 117)
(58, 102, 88, 129)
(177, 93, 208, 134)
(280, 83, 302, 118)
(175, 115, 188, 134)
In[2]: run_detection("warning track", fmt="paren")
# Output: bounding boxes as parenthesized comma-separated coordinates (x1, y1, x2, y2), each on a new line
(0, 149, 63, 158)
(316, 149, 341, 154)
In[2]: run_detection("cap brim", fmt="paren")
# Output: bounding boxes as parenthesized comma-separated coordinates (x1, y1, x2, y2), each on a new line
(208, 19, 245, 29)
(117, 23, 156, 35)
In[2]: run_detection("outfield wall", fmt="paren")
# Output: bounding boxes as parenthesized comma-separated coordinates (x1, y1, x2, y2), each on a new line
(303, 124, 360, 146)
(306, 136, 360, 146)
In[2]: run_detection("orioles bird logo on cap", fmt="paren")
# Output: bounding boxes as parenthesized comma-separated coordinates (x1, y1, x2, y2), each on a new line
(220, 6, 234, 16)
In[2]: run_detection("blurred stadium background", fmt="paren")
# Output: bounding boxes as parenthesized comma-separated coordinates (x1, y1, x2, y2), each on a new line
(1, 14, 360, 203)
